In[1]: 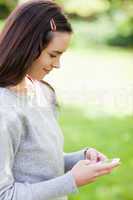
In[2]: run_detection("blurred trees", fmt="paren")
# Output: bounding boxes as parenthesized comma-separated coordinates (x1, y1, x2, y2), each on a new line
(0, 0, 132, 47)
(55, 0, 109, 18)
(0, 0, 17, 18)
(55, 0, 133, 18)
(0, 0, 132, 19)
(105, 0, 133, 46)
(55, 0, 133, 47)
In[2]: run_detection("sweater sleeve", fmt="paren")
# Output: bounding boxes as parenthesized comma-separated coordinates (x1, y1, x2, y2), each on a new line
(63, 149, 89, 173)
(0, 111, 79, 200)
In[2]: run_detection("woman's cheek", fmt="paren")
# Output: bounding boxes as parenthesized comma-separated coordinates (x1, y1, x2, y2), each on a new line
(44, 58, 52, 67)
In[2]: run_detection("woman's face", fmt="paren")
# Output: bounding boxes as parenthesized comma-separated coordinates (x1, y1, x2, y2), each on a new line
(27, 32, 71, 80)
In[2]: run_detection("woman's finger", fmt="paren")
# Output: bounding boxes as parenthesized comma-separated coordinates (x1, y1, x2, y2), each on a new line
(96, 169, 112, 177)
(97, 152, 108, 162)
(93, 159, 120, 172)
(87, 148, 98, 163)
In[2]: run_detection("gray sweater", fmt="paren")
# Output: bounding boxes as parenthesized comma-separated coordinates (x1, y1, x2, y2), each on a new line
(0, 80, 86, 200)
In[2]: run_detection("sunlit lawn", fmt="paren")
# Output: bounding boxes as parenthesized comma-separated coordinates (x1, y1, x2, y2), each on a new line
(46, 47, 133, 116)
(59, 106, 133, 200)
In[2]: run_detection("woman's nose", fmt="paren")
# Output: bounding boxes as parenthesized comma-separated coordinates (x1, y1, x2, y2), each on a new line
(52, 60, 60, 69)
(53, 65, 60, 69)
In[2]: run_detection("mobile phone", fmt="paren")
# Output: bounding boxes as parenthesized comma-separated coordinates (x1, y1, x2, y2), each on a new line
(101, 158, 120, 164)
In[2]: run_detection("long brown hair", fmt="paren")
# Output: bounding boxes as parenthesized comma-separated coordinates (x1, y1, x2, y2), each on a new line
(0, 0, 72, 87)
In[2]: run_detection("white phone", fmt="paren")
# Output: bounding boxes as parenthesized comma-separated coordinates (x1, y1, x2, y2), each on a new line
(101, 158, 120, 164)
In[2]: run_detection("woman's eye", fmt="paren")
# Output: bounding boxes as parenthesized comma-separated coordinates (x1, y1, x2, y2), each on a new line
(49, 54, 57, 58)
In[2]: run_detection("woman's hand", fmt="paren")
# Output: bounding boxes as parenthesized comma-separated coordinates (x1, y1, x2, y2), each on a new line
(84, 148, 107, 163)
(71, 159, 120, 187)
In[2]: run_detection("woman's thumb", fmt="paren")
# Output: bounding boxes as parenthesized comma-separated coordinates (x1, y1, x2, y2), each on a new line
(83, 159, 91, 165)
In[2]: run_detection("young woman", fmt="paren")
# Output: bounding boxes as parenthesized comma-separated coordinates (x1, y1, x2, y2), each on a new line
(0, 1, 120, 200)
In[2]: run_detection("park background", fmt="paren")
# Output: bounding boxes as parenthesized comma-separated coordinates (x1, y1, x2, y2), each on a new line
(0, 0, 133, 200)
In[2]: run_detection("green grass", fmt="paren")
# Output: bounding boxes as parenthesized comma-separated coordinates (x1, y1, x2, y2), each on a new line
(59, 106, 133, 200)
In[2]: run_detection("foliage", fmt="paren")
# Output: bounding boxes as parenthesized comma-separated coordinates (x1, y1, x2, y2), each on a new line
(69, 16, 133, 48)
(0, 0, 132, 47)
(55, 0, 133, 47)
(107, 16, 133, 47)
(0, 0, 17, 18)
(56, 0, 109, 18)
(0, 4, 9, 19)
